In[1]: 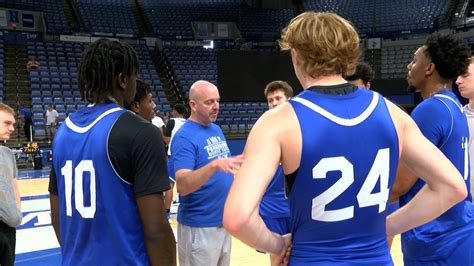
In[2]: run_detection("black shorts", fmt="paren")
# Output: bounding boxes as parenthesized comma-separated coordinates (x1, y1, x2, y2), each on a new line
(0, 221, 16, 266)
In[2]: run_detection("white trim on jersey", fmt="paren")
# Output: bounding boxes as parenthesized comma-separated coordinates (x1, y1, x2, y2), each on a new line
(434, 94, 464, 113)
(292, 92, 379, 126)
(433, 96, 454, 149)
(106, 116, 132, 186)
(65, 107, 122, 133)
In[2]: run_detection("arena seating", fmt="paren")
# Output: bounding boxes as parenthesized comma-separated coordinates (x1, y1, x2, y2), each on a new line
(304, 0, 449, 35)
(75, 0, 139, 35)
(26, 41, 169, 139)
(141, 0, 292, 40)
(134, 44, 171, 113)
(0, 0, 70, 34)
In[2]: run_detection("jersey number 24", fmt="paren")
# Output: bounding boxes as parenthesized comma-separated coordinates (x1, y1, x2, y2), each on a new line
(312, 148, 390, 222)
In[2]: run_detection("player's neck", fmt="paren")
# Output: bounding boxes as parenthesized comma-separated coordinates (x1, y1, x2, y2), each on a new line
(421, 80, 451, 99)
(302, 74, 347, 89)
(469, 101, 474, 110)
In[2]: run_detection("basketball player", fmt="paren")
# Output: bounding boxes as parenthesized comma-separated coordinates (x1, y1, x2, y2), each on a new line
(345, 62, 374, 89)
(126, 79, 157, 122)
(223, 12, 467, 265)
(456, 56, 474, 198)
(258, 81, 292, 256)
(0, 103, 22, 266)
(163, 103, 187, 219)
(49, 39, 176, 265)
(171, 80, 243, 266)
(391, 32, 474, 265)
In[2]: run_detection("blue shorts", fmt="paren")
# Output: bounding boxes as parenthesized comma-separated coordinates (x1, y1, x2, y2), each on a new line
(387, 201, 399, 215)
(167, 159, 175, 183)
(404, 231, 474, 266)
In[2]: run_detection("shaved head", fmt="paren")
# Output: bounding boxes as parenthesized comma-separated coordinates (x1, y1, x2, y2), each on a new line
(188, 80, 220, 125)
(189, 80, 218, 101)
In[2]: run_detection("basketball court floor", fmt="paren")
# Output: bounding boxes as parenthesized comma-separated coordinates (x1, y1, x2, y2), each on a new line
(15, 168, 403, 265)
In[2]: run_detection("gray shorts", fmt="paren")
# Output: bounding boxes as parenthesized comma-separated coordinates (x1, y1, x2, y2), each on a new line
(178, 223, 231, 266)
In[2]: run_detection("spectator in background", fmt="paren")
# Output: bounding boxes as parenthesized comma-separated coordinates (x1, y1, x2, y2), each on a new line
(0, 103, 22, 266)
(26, 56, 40, 70)
(19, 104, 33, 141)
(45, 105, 58, 142)
(345, 62, 375, 89)
(152, 108, 165, 134)
(163, 103, 187, 220)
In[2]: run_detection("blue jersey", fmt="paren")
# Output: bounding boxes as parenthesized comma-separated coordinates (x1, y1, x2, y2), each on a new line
(259, 166, 290, 218)
(171, 120, 233, 227)
(52, 103, 149, 266)
(400, 90, 474, 261)
(287, 88, 399, 265)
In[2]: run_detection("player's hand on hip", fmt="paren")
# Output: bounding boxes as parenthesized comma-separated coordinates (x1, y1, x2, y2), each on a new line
(215, 154, 244, 175)
(270, 233, 292, 266)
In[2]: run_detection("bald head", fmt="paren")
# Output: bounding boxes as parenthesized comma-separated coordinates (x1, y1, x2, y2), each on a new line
(188, 80, 220, 125)
(189, 80, 218, 101)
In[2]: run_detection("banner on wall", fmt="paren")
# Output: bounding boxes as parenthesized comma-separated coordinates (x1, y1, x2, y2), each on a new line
(22, 13, 34, 28)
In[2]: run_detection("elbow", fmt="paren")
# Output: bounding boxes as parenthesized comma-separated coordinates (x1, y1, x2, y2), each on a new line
(451, 180, 468, 204)
(175, 174, 193, 196)
(223, 205, 250, 236)
(176, 183, 190, 197)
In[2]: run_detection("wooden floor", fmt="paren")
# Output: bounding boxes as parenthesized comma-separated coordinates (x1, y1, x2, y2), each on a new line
(18, 177, 403, 265)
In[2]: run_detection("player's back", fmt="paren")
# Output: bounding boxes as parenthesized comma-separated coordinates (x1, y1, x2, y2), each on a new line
(287, 87, 399, 265)
(52, 103, 149, 265)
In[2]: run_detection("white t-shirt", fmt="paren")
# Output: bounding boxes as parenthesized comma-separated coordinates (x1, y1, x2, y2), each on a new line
(167, 117, 186, 156)
(45, 109, 59, 125)
(152, 116, 165, 128)
(463, 104, 474, 200)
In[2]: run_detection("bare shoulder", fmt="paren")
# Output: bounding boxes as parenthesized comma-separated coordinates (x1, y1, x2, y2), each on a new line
(252, 102, 297, 137)
(383, 98, 421, 153)
(384, 99, 413, 134)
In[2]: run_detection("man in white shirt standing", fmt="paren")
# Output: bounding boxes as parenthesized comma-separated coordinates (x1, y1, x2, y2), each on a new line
(152, 108, 165, 134)
(45, 105, 59, 142)
(455, 56, 474, 198)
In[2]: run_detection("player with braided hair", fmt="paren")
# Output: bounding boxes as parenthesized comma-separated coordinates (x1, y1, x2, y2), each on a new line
(49, 39, 176, 265)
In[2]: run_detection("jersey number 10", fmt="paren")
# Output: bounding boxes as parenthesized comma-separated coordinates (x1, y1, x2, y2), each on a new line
(61, 160, 96, 218)
(312, 148, 390, 222)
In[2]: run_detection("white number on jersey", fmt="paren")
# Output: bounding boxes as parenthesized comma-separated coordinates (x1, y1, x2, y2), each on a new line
(62, 160, 96, 218)
(463, 137, 469, 181)
(312, 148, 390, 222)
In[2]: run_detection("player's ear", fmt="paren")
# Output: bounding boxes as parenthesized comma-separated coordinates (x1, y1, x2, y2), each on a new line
(130, 101, 140, 113)
(425, 62, 435, 77)
(117, 72, 128, 90)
